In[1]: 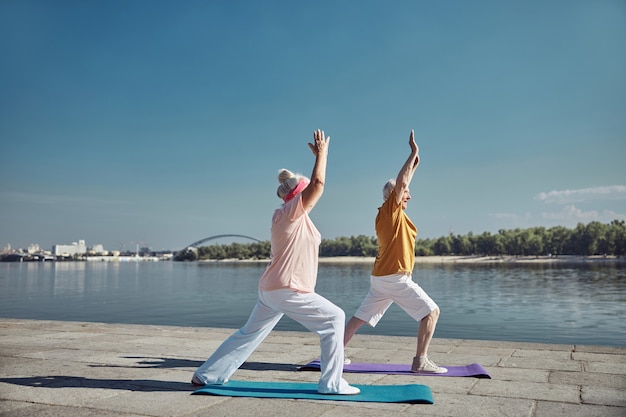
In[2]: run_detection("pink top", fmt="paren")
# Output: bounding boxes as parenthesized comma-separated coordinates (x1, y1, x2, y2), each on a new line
(258, 194, 321, 293)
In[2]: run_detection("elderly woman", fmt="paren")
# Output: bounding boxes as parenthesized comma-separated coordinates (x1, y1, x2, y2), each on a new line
(343, 130, 447, 374)
(192, 129, 359, 395)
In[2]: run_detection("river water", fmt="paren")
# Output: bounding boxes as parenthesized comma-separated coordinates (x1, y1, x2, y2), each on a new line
(1, 260, 624, 347)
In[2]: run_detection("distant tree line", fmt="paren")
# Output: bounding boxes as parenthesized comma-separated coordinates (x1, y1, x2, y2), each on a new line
(175, 241, 272, 261)
(174, 220, 626, 261)
(416, 220, 626, 257)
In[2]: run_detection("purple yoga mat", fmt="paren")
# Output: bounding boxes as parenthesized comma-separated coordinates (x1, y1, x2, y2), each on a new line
(299, 360, 491, 378)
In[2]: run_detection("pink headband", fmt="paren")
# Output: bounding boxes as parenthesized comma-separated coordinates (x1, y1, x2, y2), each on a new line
(283, 178, 309, 202)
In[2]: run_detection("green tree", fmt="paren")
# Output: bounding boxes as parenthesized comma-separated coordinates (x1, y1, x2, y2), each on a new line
(350, 235, 378, 256)
(609, 220, 626, 256)
(451, 234, 472, 255)
(526, 228, 545, 257)
(415, 238, 435, 256)
(433, 236, 452, 255)
(475, 232, 497, 256)
(546, 226, 571, 256)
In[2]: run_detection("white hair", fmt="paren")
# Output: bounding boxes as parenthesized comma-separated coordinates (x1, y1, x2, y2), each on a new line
(382, 179, 396, 201)
(276, 169, 309, 200)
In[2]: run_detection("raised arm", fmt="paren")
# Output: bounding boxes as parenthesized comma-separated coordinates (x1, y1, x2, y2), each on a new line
(394, 130, 420, 205)
(301, 129, 330, 212)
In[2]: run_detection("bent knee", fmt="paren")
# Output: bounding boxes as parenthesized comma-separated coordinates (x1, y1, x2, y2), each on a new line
(329, 307, 345, 324)
(336, 309, 346, 322)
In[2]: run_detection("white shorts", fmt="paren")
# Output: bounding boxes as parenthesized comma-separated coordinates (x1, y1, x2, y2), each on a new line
(354, 273, 439, 327)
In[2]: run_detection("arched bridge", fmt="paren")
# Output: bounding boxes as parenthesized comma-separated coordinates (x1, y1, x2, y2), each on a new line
(185, 234, 263, 249)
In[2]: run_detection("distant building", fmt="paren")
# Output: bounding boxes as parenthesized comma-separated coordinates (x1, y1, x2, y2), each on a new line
(90, 244, 106, 255)
(139, 246, 152, 256)
(27, 244, 40, 254)
(53, 240, 87, 257)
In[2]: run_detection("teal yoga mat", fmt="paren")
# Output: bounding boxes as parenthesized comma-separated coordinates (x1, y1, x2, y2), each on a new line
(193, 380, 433, 404)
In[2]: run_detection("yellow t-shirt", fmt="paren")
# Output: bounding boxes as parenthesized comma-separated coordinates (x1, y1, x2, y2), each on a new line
(371, 189, 417, 276)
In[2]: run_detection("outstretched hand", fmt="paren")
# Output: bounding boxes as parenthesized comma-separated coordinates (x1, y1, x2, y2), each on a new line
(409, 129, 418, 154)
(308, 129, 330, 156)
(409, 130, 420, 168)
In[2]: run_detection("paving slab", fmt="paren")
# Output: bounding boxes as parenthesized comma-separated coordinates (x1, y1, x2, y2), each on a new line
(0, 318, 624, 417)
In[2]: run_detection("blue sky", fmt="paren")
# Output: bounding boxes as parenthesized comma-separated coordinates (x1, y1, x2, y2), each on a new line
(1, 0, 625, 252)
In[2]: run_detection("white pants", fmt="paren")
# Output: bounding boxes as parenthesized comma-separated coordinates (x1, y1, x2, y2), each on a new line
(194, 289, 350, 393)
(354, 273, 439, 327)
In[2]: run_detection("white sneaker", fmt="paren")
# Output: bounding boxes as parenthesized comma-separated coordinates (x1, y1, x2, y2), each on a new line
(336, 384, 360, 395)
(191, 374, 227, 386)
(319, 384, 360, 395)
(318, 378, 361, 395)
(411, 356, 448, 374)
(344, 358, 351, 365)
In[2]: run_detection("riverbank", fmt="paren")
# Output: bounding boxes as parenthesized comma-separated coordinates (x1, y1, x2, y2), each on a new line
(0, 318, 624, 416)
(324, 255, 626, 264)
(202, 255, 626, 265)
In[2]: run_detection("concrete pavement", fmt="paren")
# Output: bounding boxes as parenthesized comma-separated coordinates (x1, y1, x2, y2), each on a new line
(0, 319, 624, 416)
